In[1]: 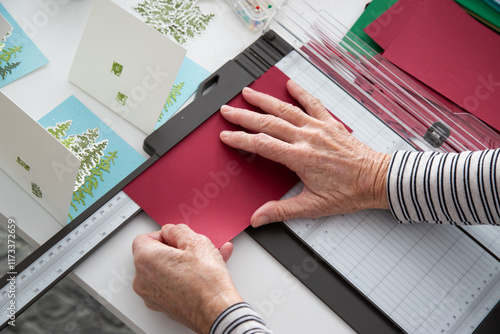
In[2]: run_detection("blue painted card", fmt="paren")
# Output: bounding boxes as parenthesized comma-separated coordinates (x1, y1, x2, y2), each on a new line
(154, 56, 210, 130)
(38, 96, 146, 224)
(0, 4, 49, 87)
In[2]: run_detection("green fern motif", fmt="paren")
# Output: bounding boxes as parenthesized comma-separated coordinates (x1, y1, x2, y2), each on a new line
(158, 81, 184, 122)
(45, 120, 119, 221)
(134, 0, 214, 45)
(0, 61, 20, 80)
(75, 140, 108, 187)
(70, 151, 118, 212)
(73, 129, 100, 154)
(47, 120, 72, 141)
(46, 121, 109, 191)
(166, 82, 184, 106)
(0, 45, 23, 80)
(0, 45, 22, 65)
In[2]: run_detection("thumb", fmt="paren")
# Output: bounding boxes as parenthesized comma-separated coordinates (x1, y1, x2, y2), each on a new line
(132, 231, 164, 256)
(250, 196, 307, 227)
(219, 242, 233, 263)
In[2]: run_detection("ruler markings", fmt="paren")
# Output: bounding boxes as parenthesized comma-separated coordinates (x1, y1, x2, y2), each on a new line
(0, 191, 140, 328)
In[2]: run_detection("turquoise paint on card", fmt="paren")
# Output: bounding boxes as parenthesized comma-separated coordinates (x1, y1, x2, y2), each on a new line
(0, 4, 49, 87)
(154, 56, 210, 130)
(38, 96, 146, 224)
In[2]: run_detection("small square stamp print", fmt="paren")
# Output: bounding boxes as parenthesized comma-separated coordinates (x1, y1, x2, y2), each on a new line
(111, 61, 123, 77)
(31, 182, 42, 198)
(115, 91, 128, 105)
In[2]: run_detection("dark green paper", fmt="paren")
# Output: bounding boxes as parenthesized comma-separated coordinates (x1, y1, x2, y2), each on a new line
(455, 0, 500, 32)
(345, 0, 398, 56)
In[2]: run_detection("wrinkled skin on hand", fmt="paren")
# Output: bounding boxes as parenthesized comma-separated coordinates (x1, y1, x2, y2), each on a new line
(220, 80, 391, 227)
(132, 224, 242, 334)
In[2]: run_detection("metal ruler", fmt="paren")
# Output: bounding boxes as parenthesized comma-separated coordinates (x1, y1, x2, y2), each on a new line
(0, 191, 140, 329)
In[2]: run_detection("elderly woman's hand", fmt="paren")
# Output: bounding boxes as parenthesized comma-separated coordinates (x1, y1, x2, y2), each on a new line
(132, 224, 242, 334)
(220, 80, 391, 227)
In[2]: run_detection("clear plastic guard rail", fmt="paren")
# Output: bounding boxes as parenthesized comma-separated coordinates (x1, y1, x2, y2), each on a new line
(265, 0, 500, 153)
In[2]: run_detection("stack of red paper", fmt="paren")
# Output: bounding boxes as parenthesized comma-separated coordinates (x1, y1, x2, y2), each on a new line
(364, 0, 500, 132)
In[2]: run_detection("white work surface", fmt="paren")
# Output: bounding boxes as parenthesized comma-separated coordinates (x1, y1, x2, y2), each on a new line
(0, 0, 369, 333)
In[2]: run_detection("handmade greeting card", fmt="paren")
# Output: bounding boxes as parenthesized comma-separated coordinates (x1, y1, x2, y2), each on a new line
(0, 92, 80, 225)
(0, 4, 49, 87)
(133, 0, 215, 46)
(38, 96, 146, 224)
(154, 57, 210, 130)
(69, 0, 187, 134)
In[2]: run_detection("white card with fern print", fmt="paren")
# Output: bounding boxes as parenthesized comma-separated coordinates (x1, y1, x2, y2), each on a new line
(0, 92, 80, 226)
(38, 95, 146, 224)
(69, 0, 186, 134)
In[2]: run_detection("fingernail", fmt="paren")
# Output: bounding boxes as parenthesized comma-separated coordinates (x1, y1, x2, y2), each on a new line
(220, 105, 233, 113)
(220, 130, 230, 140)
(243, 87, 255, 95)
(252, 215, 269, 227)
(288, 79, 298, 87)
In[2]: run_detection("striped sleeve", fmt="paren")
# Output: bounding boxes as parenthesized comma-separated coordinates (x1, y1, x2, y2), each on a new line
(387, 149, 500, 226)
(209, 302, 273, 334)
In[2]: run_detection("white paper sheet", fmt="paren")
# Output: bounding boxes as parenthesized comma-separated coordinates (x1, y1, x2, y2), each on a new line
(0, 92, 80, 225)
(69, 0, 187, 134)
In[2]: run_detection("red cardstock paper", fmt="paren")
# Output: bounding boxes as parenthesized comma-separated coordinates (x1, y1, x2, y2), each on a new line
(125, 66, 352, 248)
(364, 0, 422, 51)
(372, 0, 500, 131)
(124, 67, 285, 248)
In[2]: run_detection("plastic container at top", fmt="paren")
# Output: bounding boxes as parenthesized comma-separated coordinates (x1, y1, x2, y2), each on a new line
(225, 0, 276, 30)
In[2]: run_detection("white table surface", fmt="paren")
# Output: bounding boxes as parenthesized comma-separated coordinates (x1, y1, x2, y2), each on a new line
(0, 0, 369, 332)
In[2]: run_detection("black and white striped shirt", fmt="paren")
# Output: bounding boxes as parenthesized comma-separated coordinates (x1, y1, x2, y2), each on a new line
(210, 149, 500, 334)
(387, 149, 500, 225)
(209, 302, 273, 334)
